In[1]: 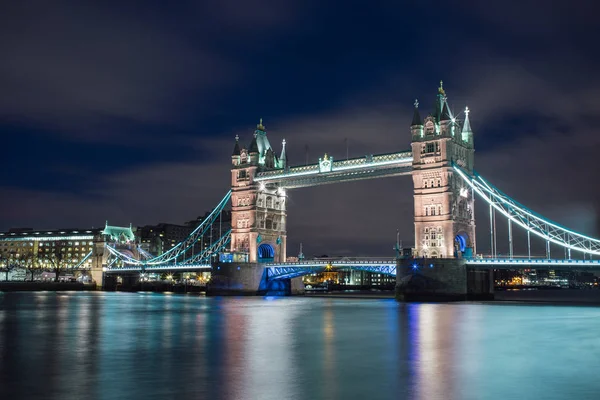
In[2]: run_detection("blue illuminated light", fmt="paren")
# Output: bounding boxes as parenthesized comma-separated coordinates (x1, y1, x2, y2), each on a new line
(411, 263, 419, 271)
(237, 266, 240, 270)
(429, 263, 434, 268)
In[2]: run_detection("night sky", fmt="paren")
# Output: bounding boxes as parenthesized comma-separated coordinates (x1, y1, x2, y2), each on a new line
(1, 0, 599, 257)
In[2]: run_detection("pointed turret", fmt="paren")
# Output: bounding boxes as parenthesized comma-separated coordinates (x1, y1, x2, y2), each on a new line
(280, 139, 288, 168)
(461, 106, 473, 143)
(411, 99, 422, 126)
(249, 133, 259, 154)
(232, 134, 241, 156)
(440, 100, 451, 121)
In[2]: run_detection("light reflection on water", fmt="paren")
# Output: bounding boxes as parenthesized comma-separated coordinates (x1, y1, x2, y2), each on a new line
(1, 292, 600, 400)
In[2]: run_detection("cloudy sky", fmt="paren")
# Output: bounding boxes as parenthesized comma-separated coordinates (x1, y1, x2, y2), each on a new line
(1, 0, 599, 257)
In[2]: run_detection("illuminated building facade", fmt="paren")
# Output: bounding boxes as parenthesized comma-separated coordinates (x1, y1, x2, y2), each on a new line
(0, 228, 101, 273)
(0, 224, 136, 283)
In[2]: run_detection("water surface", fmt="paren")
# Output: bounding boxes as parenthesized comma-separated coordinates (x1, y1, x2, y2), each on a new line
(1, 292, 599, 400)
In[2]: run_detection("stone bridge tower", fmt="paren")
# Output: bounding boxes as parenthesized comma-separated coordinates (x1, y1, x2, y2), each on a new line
(230, 120, 288, 263)
(410, 82, 476, 258)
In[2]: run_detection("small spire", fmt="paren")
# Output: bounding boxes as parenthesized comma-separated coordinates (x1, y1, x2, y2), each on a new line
(438, 80, 445, 96)
(232, 134, 241, 156)
(411, 99, 422, 126)
(280, 138, 287, 168)
(257, 118, 266, 131)
(462, 106, 472, 142)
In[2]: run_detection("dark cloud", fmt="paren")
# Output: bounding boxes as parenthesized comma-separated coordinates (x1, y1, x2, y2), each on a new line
(1, 1, 598, 258)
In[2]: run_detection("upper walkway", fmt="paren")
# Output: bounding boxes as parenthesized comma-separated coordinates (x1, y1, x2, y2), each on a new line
(254, 151, 413, 188)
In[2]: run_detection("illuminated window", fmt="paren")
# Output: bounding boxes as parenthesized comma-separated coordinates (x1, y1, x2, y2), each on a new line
(426, 143, 435, 153)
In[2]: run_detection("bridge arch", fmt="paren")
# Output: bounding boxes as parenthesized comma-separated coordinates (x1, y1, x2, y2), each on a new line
(454, 231, 472, 258)
(258, 243, 275, 262)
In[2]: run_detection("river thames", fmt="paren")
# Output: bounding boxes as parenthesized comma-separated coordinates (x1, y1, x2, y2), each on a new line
(1, 292, 599, 400)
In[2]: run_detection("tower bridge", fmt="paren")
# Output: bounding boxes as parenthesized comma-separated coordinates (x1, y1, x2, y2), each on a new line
(99, 82, 600, 300)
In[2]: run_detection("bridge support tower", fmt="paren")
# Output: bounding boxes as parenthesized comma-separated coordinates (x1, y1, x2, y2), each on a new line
(230, 120, 288, 264)
(397, 83, 491, 301)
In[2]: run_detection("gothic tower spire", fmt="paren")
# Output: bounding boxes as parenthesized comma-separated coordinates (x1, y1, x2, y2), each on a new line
(461, 106, 473, 144)
(411, 99, 422, 126)
(280, 138, 288, 168)
(232, 134, 241, 156)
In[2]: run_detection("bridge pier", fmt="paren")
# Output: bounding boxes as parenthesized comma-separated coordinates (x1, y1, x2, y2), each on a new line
(395, 258, 494, 301)
(207, 262, 304, 296)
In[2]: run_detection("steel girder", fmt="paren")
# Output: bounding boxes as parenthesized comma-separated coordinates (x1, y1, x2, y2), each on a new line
(454, 165, 600, 256)
(266, 259, 398, 280)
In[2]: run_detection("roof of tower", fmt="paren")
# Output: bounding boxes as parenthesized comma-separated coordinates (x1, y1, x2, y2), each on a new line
(411, 99, 422, 126)
(232, 134, 241, 156)
(254, 118, 273, 157)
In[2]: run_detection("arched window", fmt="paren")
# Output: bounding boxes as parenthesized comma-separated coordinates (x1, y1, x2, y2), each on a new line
(425, 207, 429, 216)
(424, 228, 429, 233)
(429, 179, 434, 188)
(257, 198, 263, 207)
(266, 197, 273, 208)
(424, 180, 428, 188)
(437, 205, 442, 215)
(265, 218, 273, 230)
(436, 178, 441, 187)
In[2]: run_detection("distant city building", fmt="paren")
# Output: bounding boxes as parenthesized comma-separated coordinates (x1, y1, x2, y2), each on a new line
(137, 223, 194, 255)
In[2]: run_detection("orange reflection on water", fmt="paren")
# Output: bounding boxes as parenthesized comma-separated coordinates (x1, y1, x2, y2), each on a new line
(412, 304, 460, 400)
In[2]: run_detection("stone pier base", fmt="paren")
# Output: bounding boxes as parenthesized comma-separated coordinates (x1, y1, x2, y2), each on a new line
(90, 268, 104, 290)
(207, 262, 305, 296)
(395, 258, 494, 302)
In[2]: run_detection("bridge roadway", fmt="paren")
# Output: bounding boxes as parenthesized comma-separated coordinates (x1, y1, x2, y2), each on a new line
(102, 257, 600, 277)
(264, 257, 600, 280)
